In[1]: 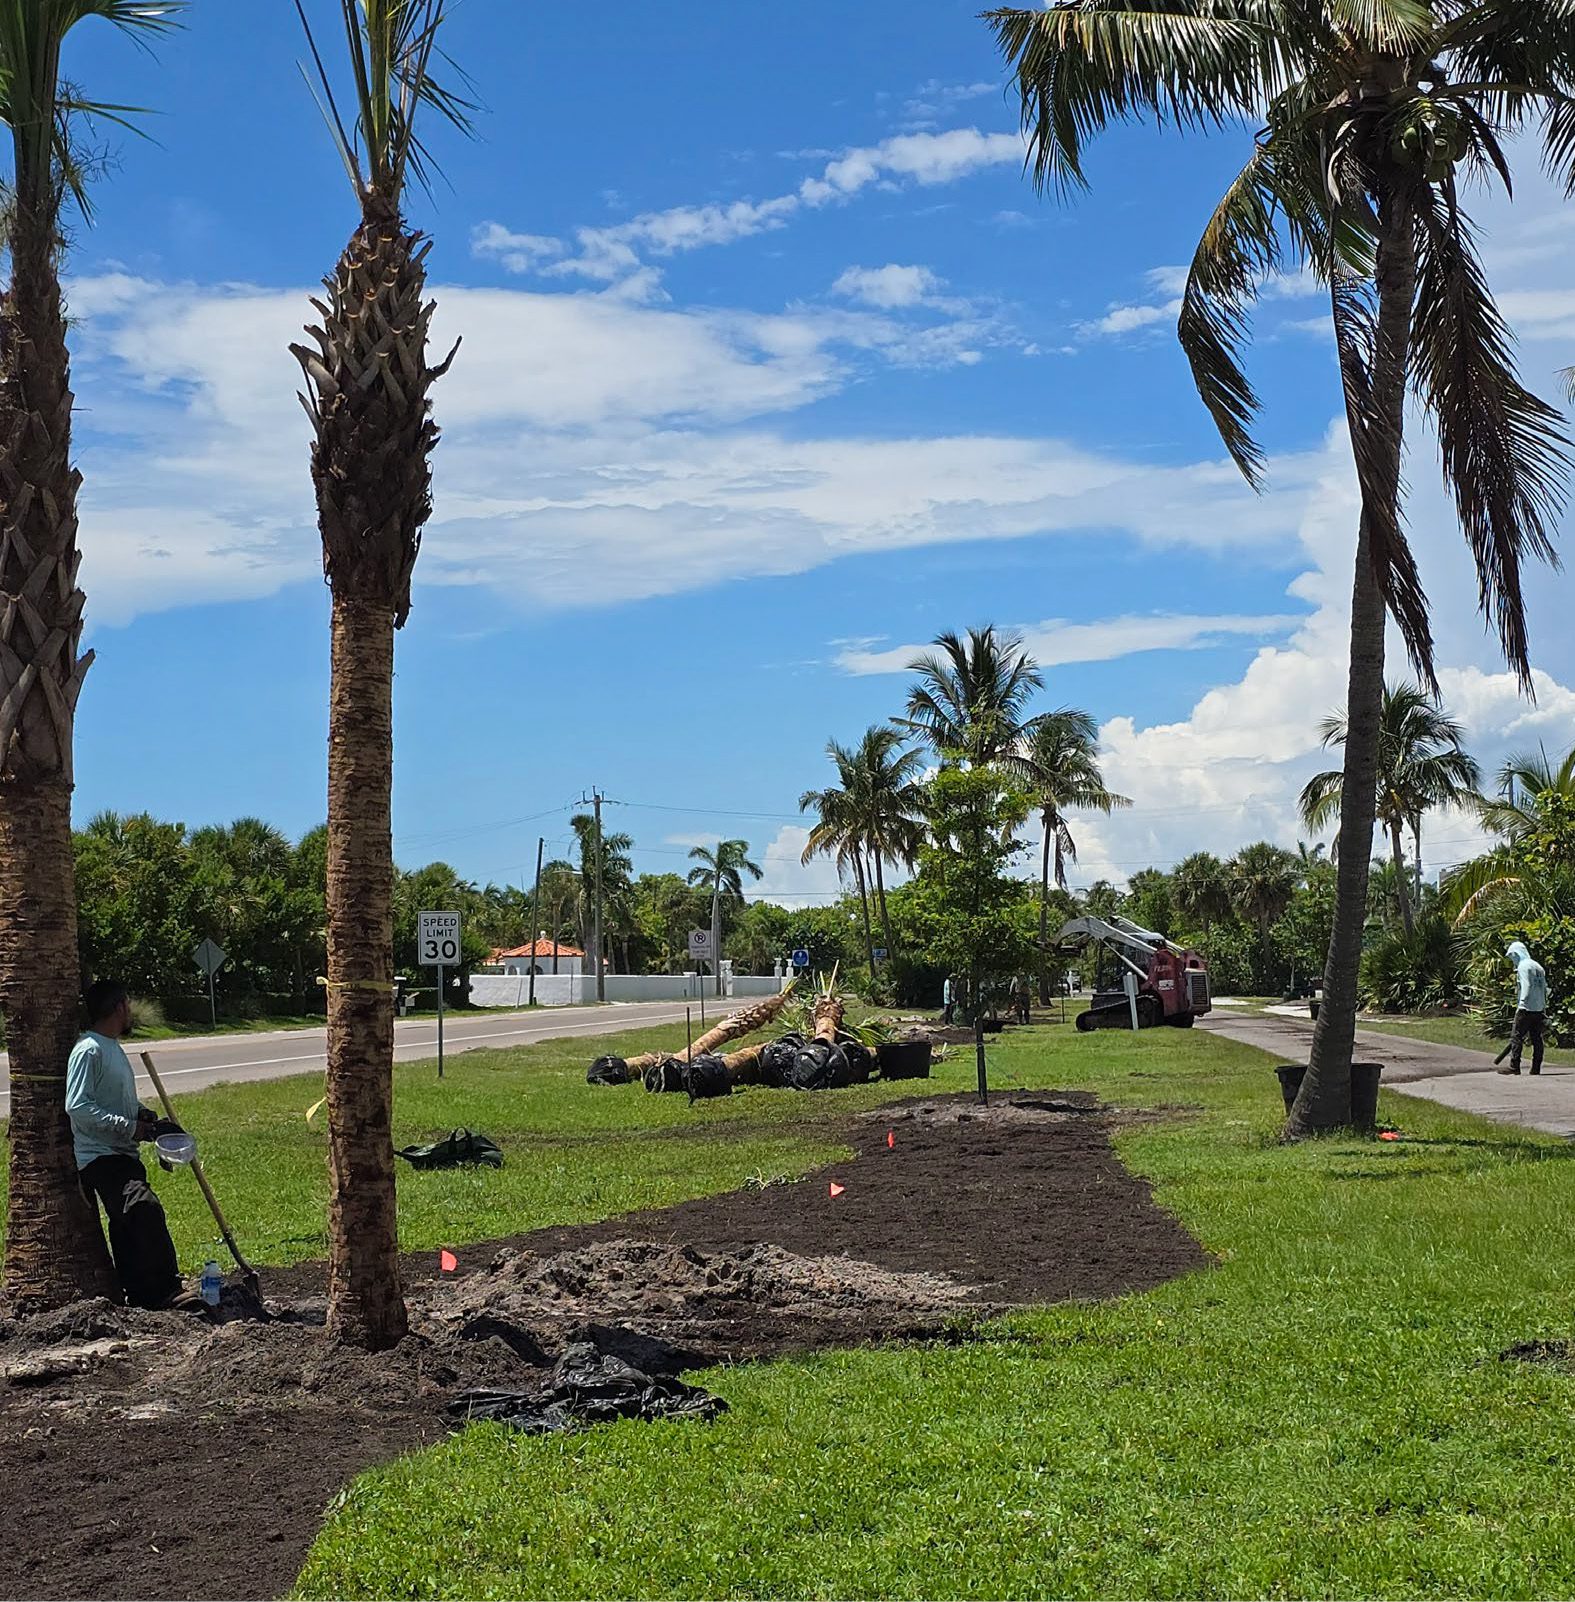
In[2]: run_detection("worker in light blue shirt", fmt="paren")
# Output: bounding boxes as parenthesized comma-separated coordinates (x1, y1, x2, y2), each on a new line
(66, 979, 189, 1310)
(1498, 941, 1549, 1077)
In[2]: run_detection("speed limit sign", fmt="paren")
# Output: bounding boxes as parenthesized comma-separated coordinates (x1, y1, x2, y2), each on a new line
(418, 911, 461, 968)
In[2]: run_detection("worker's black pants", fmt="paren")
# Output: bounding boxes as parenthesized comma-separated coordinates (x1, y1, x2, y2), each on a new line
(79, 1155, 181, 1309)
(1509, 1008, 1546, 1075)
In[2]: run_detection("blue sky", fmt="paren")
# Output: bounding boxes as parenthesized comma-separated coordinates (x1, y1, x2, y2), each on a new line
(61, 1, 1575, 904)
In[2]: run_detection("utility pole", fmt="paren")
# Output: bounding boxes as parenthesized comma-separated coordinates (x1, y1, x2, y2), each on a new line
(527, 836, 543, 1009)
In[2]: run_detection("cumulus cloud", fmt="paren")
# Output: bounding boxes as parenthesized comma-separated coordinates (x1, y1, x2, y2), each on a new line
(832, 263, 947, 309)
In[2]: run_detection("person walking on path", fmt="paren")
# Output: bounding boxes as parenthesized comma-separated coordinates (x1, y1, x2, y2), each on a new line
(942, 975, 956, 1026)
(66, 980, 196, 1310)
(1498, 942, 1549, 1077)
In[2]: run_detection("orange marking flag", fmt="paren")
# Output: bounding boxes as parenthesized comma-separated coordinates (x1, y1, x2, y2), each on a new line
(828, 1182, 846, 1198)
(439, 1249, 458, 1272)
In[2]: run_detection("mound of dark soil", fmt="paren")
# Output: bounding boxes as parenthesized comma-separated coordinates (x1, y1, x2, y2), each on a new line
(0, 1091, 1206, 1602)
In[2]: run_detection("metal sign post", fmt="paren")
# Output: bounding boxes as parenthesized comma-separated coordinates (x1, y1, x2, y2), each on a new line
(192, 940, 226, 1032)
(688, 929, 713, 1027)
(419, 912, 462, 1079)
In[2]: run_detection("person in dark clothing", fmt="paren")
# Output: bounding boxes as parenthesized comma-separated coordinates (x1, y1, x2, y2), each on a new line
(65, 980, 195, 1310)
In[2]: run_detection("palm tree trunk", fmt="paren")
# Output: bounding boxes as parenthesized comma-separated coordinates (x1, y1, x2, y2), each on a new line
(1290, 189, 1416, 1139)
(323, 596, 406, 1349)
(872, 852, 894, 967)
(852, 852, 876, 970)
(1038, 811, 1053, 1006)
(1389, 819, 1415, 934)
(0, 209, 116, 1307)
(711, 876, 722, 998)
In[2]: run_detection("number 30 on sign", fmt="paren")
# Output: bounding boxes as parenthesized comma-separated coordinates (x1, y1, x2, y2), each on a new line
(418, 911, 461, 967)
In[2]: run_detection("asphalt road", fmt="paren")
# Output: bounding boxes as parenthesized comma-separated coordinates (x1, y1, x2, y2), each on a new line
(0, 998, 744, 1117)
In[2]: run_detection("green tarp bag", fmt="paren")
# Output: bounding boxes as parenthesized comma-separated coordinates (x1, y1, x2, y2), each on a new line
(396, 1128, 504, 1170)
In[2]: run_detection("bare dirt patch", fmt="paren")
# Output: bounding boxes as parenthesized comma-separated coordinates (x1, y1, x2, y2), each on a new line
(0, 1091, 1206, 1601)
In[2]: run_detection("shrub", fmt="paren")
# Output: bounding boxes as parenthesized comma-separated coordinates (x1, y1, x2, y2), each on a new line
(1359, 916, 1465, 1013)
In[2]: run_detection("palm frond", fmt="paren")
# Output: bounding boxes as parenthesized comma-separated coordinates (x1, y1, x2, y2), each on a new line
(1409, 181, 1571, 689)
(985, 2, 1276, 196)
(1299, 769, 1344, 832)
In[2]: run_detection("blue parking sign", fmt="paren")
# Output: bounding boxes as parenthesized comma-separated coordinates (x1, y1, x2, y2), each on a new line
(791, 948, 811, 969)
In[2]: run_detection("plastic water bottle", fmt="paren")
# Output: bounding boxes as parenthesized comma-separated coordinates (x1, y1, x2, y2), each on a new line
(200, 1260, 222, 1308)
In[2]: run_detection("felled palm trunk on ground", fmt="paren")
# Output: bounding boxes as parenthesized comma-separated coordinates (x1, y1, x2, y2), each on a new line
(1289, 191, 1414, 1140)
(295, 194, 452, 1348)
(813, 986, 844, 1045)
(0, 209, 116, 1307)
(620, 981, 797, 1075)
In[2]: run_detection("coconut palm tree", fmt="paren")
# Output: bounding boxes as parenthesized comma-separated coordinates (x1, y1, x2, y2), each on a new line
(1299, 682, 1481, 934)
(1173, 851, 1234, 937)
(290, 0, 471, 1350)
(988, 1, 1572, 1134)
(1227, 842, 1301, 951)
(1444, 743, 1575, 923)
(845, 726, 926, 962)
(900, 626, 1044, 767)
(0, 0, 181, 1310)
(800, 753, 879, 970)
(1015, 710, 1130, 999)
(686, 840, 762, 995)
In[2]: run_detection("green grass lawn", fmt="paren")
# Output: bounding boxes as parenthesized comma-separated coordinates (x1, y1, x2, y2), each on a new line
(282, 1022, 1575, 1600)
(1357, 1010, 1575, 1067)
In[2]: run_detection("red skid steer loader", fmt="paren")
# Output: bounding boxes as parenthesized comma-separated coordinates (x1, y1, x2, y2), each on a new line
(1053, 915, 1212, 1031)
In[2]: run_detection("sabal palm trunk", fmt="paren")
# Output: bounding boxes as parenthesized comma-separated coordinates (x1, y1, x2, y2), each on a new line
(1290, 192, 1415, 1138)
(295, 196, 451, 1346)
(711, 879, 721, 998)
(0, 208, 116, 1306)
(622, 981, 796, 1074)
(322, 597, 404, 1347)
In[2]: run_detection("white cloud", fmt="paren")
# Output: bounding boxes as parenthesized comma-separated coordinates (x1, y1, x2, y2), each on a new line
(475, 127, 1025, 292)
(1082, 262, 1323, 341)
(753, 824, 853, 908)
(69, 272, 1340, 625)
(832, 263, 947, 309)
(837, 612, 1305, 676)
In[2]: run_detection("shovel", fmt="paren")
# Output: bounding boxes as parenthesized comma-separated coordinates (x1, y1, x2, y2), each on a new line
(140, 1051, 261, 1297)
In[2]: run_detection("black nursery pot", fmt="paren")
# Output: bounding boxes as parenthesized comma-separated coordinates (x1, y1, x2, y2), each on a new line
(877, 1040, 933, 1081)
(1275, 1062, 1383, 1129)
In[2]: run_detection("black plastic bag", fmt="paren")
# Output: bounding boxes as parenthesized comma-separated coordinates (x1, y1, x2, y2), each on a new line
(785, 1040, 850, 1091)
(396, 1128, 504, 1169)
(586, 1055, 631, 1086)
(643, 1057, 685, 1094)
(843, 1041, 876, 1084)
(757, 1033, 805, 1088)
(447, 1343, 727, 1436)
(682, 1053, 732, 1101)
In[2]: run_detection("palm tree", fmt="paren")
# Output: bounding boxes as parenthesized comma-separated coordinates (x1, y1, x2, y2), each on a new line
(1228, 842, 1301, 951)
(1173, 851, 1233, 937)
(989, 2, 1571, 1134)
(537, 859, 579, 972)
(900, 626, 1044, 766)
(290, 0, 471, 1350)
(1445, 743, 1575, 924)
(1015, 710, 1130, 999)
(1472, 744, 1575, 840)
(686, 840, 762, 995)
(0, 0, 181, 1310)
(845, 726, 926, 962)
(801, 754, 878, 970)
(1300, 682, 1481, 934)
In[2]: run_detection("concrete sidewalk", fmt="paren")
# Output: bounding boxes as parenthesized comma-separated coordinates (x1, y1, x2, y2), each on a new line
(1201, 1006, 1575, 1138)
